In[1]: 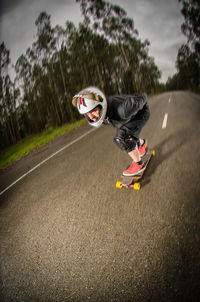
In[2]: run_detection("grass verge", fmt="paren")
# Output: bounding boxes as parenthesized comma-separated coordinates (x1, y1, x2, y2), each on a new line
(0, 119, 86, 170)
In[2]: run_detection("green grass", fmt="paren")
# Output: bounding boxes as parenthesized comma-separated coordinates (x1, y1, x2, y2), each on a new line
(0, 119, 86, 169)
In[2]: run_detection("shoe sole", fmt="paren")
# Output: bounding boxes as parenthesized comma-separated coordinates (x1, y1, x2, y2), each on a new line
(123, 165, 146, 177)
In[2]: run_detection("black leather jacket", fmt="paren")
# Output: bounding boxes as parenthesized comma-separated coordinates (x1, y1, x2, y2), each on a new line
(104, 94, 150, 133)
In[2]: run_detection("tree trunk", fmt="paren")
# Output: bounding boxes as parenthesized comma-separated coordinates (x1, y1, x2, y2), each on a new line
(58, 51, 73, 120)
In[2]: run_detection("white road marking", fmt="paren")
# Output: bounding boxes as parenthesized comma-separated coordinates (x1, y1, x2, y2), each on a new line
(162, 113, 168, 129)
(169, 97, 171, 103)
(0, 127, 97, 196)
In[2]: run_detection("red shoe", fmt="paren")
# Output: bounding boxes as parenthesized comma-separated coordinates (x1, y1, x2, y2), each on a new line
(139, 139, 148, 157)
(123, 161, 145, 176)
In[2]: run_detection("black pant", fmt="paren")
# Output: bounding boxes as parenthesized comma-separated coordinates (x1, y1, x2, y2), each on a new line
(114, 104, 150, 152)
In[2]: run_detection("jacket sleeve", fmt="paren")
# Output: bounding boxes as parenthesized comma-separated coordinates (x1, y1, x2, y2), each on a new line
(117, 94, 147, 121)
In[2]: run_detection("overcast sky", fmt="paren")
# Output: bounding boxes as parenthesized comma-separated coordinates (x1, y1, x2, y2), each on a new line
(0, 0, 187, 83)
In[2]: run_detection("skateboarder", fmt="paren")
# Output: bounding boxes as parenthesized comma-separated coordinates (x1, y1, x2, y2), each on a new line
(72, 87, 150, 176)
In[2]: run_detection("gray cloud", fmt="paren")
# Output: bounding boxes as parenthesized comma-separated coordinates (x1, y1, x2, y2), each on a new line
(0, 0, 23, 18)
(0, 0, 75, 19)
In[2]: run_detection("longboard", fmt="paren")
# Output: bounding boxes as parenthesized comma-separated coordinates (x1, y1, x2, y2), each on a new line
(116, 149, 155, 190)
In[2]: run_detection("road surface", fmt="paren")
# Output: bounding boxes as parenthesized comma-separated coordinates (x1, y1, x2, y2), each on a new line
(0, 91, 200, 302)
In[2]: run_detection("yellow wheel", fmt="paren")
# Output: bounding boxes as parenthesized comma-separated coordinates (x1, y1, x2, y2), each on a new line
(134, 182, 140, 190)
(152, 149, 155, 156)
(116, 181, 122, 189)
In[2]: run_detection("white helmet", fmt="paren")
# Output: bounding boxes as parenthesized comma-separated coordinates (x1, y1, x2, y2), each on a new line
(72, 86, 107, 127)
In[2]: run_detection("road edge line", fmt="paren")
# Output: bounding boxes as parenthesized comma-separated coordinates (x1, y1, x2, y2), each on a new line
(0, 127, 97, 196)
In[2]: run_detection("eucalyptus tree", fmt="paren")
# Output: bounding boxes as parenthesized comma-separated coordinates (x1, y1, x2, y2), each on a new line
(76, 0, 134, 87)
(66, 19, 119, 95)
(15, 54, 32, 99)
(4, 76, 21, 144)
(0, 43, 8, 147)
(53, 23, 78, 121)
(173, 0, 200, 90)
(179, 0, 200, 59)
(0, 42, 20, 147)
(15, 52, 42, 133)
(34, 11, 63, 126)
(0, 43, 10, 139)
(74, 9, 105, 91)
(76, 0, 161, 93)
(166, 0, 200, 90)
(176, 44, 199, 90)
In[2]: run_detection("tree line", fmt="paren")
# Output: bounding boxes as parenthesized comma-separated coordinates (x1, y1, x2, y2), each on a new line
(1, 0, 162, 150)
(166, 0, 200, 91)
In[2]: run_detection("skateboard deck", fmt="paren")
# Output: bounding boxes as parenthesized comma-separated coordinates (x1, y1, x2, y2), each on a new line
(116, 149, 155, 190)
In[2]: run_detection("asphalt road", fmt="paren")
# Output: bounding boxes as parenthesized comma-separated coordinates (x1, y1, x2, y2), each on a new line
(0, 91, 200, 302)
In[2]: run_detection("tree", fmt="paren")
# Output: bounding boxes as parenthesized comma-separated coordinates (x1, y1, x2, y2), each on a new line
(0, 42, 21, 148)
(179, 0, 200, 58)
(76, 0, 161, 93)
(173, 0, 200, 91)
